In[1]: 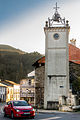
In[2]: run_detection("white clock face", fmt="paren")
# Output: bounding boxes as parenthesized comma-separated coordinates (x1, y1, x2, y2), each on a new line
(53, 33, 59, 40)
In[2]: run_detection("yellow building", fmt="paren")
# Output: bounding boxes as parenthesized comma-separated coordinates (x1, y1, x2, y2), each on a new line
(6, 86, 13, 102)
(0, 80, 20, 102)
(5, 80, 20, 101)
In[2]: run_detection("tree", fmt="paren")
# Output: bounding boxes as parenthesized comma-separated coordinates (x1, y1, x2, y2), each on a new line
(0, 51, 43, 83)
(72, 77, 80, 96)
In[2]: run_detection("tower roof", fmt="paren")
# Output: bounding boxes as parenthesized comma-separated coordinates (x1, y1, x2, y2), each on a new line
(45, 3, 69, 27)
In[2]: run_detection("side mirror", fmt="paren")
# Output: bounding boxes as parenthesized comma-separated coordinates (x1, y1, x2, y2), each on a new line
(8, 104, 13, 107)
(8, 104, 11, 107)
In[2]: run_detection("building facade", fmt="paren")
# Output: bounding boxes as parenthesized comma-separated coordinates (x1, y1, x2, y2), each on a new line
(0, 80, 20, 102)
(6, 86, 13, 102)
(13, 84, 20, 100)
(20, 78, 35, 105)
(0, 83, 7, 102)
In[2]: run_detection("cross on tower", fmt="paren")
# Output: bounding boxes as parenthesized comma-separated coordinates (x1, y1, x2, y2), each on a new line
(53, 2, 59, 12)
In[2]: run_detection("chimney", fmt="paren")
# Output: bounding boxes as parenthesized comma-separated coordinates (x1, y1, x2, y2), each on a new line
(70, 39, 76, 46)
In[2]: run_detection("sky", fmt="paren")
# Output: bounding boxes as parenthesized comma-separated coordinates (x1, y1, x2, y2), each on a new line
(0, 0, 80, 54)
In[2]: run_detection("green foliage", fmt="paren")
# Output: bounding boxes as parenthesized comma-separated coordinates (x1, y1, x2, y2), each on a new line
(0, 46, 43, 83)
(72, 77, 80, 96)
(69, 62, 80, 95)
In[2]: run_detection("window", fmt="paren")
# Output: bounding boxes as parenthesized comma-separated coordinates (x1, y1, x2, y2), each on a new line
(28, 80, 31, 85)
(13, 101, 29, 106)
(7, 101, 11, 105)
(60, 86, 64, 88)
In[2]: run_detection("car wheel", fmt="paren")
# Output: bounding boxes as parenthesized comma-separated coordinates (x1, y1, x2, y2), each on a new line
(11, 111, 14, 119)
(4, 111, 7, 117)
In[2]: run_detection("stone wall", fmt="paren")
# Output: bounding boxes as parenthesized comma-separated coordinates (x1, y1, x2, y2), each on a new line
(35, 65, 45, 108)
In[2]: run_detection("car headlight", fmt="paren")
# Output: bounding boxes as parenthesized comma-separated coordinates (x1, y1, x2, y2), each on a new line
(15, 109, 20, 112)
(32, 108, 35, 111)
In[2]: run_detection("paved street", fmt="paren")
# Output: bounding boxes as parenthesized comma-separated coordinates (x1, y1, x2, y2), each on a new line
(0, 103, 80, 120)
(0, 111, 80, 120)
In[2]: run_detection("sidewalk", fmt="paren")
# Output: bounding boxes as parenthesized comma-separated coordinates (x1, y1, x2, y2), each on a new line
(36, 109, 80, 114)
(0, 102, 6, 113)
(35, 109, 67, 114)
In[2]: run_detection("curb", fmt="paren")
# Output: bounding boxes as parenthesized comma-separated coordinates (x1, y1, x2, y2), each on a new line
(35, 109, 58, 114)
(36, 111, 55, 114)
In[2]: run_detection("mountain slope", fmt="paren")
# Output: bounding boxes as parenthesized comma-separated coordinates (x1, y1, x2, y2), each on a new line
(0, 45, 43, 83)
(0, 44, 25, 54)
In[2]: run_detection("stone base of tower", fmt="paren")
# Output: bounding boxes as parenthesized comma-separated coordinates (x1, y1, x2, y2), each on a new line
(47, 101, 59, 110)
(44, 99, 59, 110)
(44, 90, 79, 111)
(44, 101, 59, 110)
(44, 76, 69, 109)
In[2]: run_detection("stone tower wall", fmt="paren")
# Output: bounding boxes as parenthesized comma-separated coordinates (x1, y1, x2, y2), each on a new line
(35, 66, 45, 108)
(44, 27, 70, 109)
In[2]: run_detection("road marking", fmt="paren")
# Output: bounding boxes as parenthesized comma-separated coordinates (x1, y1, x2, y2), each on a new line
(40, 117, 62, 120)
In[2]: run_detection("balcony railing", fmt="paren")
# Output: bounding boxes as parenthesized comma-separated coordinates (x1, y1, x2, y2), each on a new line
(20, 85, 35, 88)
(20, 93, 34, 97)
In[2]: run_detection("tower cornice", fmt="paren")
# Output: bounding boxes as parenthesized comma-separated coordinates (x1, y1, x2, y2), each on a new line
(44, 26, 70, 32)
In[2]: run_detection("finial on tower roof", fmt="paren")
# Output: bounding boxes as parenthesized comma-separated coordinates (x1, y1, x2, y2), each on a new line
(47, 3, 66, 27)
(53, 2, 60, 12)
(52, 2, 61, 22)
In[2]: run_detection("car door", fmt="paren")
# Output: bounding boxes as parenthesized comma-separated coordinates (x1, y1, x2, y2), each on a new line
(4, 102, 9, 114)
(7, 101, 12, 115)
(5, 101, 10, 114)
(8, 102, 12, 115)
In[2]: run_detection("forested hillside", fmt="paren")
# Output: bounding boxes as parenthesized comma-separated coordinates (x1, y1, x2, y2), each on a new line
(0, 45, 43, 83)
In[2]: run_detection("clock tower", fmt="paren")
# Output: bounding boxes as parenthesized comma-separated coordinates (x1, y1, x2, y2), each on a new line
(44, 3, 70, 109)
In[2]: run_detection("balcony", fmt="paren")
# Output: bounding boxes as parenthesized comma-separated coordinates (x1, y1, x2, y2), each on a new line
(20, 93, 34, 98)
(20, 85, 34, 88)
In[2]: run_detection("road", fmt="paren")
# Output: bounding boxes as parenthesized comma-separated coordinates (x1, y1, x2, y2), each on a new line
(0, 103, 80, 120)
(0, 111, 80, 120)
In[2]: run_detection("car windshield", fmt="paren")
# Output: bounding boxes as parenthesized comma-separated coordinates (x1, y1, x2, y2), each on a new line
(13, 101, 29, 106)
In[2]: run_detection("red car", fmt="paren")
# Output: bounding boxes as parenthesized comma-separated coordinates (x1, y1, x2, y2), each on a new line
(4, 100, 35, 119)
